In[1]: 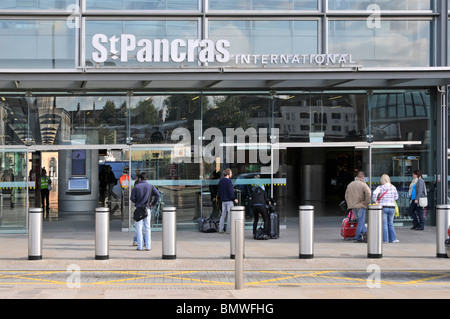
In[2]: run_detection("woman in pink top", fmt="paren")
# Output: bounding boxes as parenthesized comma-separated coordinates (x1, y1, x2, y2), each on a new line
(372, 174, 399, 243)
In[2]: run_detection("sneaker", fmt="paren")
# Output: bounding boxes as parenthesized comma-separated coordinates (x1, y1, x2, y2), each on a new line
(391, 240, 400, 243)
(354, 238, 365, 243)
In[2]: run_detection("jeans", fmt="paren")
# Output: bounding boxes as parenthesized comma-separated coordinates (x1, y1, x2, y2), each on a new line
(382, 207, 397, 243)
(409, 201, 424, 229)
(354, 208, 367, 240)
(134, 208, 151, 250)
(220, 201, 234, 233)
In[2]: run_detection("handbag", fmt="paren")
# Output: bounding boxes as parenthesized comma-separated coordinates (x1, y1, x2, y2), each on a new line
(254, 221, 267, 240)
(133, 191, 151, 222)
(133, 206, 148, 222)
(394, 201, 399, 217)
(418, 197, 428, 208)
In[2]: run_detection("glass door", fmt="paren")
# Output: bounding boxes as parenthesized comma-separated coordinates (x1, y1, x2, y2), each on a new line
(0, 148, 28, 233)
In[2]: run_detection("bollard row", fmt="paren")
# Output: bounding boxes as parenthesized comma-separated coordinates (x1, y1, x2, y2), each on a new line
(27, 205, 450, 262)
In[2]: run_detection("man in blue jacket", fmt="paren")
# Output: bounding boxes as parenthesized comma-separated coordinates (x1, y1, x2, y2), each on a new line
(217, 168, 238, 233)
(131, 173, 160, 251)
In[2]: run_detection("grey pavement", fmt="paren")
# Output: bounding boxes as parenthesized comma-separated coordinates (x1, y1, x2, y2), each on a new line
(1, 216, 450, 300)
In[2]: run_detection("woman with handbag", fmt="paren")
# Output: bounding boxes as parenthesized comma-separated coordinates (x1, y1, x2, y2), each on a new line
(373, 174, 399, 243)
(408, 170, 427, 230)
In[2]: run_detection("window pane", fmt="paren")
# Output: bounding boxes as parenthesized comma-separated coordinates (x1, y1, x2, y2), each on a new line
(328, 20, 431, 67)
(208, 20, 318, 67)
(86, 0, 198, 10)
(209, 0, 318, 10)
(0, 20, 76, 69)
(328, 0, 432, 10)
(0, 0, 76, 10)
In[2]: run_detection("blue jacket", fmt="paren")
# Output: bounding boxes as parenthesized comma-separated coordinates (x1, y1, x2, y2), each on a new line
(130, 181, 160, 208)
(217, 177, 235, 202)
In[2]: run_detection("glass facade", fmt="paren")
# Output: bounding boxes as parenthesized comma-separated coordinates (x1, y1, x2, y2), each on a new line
(0, 89, 436, 232)
(0, 1, 447, 233)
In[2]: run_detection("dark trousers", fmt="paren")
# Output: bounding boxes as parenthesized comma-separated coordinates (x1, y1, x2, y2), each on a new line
(252, 205, 269, 235)
(41, 189, 50, 211)
(409, 200, 424, 229)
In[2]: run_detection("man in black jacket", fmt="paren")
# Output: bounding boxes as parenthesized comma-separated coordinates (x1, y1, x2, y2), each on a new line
(251, 184, 270, 240)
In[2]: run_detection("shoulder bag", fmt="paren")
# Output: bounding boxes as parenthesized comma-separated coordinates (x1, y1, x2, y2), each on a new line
(133, 190, 152, 222)
(418, 179, 428, 208)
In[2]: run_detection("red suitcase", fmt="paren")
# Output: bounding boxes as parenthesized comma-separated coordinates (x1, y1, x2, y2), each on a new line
(341, 210, 357, 240)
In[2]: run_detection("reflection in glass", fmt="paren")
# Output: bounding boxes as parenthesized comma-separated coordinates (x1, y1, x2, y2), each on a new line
(0, 20, 76, 69)
(208, 20, 318, 67)
(328, 20, 431, 67)
(209, 0, 318, 10)
(370, 90, 430, 141)
(0, 0, 76, 9)
(87, 0, 198, 10)
(0, 149, 28, 232)
(274, 93, 366, 143)
(328, 0, 432, 10)
(130, 94, 202, 225)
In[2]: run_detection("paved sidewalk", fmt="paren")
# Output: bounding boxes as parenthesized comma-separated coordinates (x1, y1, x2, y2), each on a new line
(0, 217, 450, 299)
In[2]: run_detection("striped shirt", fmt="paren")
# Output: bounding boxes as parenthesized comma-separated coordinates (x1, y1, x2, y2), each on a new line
(372, 184, 398, 207)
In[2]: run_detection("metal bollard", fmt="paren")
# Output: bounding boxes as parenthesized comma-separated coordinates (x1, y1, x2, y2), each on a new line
(367, 205, 383, 259)
(95, 207, 110, 260)
(299, 205, 314, 259)
(235, 218, 244, 290)
(230, 206, 245, 259)
(162, 206, 177, 260)
(436, 205, 450, 258)
(28, 208, 43, 260)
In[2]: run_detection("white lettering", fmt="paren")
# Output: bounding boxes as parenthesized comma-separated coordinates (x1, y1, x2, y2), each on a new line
(120, 34, 136, 62)
(91, 34, 108, 63)
(89, 33, 356, 67)
(187, 39, 199, 62)
(171, 39, 186, 63)
(215, 39, 230, 63)
(198, 39, 215, 63)
(154, 39, 170, 62)
(137, 39, 152, 62)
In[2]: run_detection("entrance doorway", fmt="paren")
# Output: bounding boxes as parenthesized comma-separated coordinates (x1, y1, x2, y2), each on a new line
(285, 147, 363, 217)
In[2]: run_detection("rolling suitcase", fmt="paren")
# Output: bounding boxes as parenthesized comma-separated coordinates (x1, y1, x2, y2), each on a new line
(268, 203, 279, 239)
(340, 210, 357, 240)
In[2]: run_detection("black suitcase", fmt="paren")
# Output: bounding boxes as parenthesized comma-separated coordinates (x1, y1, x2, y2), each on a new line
(268, 203, 279, 239)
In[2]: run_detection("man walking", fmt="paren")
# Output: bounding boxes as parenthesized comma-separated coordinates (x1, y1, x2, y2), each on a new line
(130, 173, 160, 251)
(217, 168, 238, 234)
(345, 171, 371, 242)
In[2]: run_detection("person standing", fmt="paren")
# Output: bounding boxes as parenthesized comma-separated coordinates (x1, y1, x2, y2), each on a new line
(130, 173, 160, 251)
(345, 170, 371, 242)
(373, 174, 399, 243)
(39, 168, 51, 212)
(106, 165, 119, 206)
(217, 168, 238, 234)
(408, 170, 426, 230)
